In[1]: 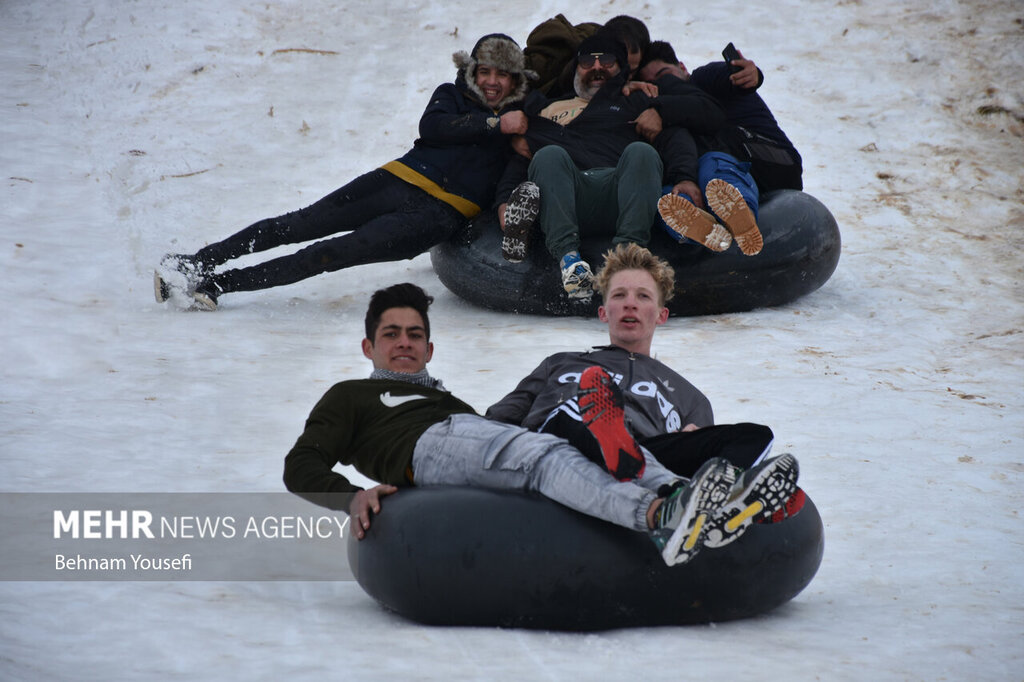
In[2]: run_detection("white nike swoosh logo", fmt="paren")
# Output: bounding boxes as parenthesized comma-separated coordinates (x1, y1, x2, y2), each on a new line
(380, 392, 428, 408)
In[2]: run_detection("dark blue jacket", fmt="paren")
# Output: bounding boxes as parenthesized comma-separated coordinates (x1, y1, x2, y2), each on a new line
(657, 62, 803, 191)
(387, 80, 528, 217)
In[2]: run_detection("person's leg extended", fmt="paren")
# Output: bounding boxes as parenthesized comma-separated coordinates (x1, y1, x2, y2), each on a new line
(193, 169, 412, 267)
(698, 151, 759, 218)
(203, 187, 463, 296)
(412, 414, 668, 532)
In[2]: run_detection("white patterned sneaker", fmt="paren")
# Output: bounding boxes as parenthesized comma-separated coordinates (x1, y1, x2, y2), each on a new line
(704, 453, 799, 548)
(651, 458, 736, 566)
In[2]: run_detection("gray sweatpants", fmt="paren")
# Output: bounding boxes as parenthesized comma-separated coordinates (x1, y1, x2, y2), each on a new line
(411, 414, 676, 532)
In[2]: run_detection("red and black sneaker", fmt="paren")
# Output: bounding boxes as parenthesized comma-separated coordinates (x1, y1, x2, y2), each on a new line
(577, 366, 645, 481)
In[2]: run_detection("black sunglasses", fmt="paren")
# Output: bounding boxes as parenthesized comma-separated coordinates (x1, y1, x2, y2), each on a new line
(578, 52, 618, 69)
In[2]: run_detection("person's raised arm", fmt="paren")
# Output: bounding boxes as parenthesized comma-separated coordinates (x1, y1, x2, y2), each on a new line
(728, 48, 762, 90)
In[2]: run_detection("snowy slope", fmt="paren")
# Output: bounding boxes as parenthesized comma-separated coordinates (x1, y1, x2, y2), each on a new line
(1, 0, 1022, 679)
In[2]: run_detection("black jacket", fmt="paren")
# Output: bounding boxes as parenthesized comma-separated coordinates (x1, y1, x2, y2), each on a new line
(497, 71, 724, 202)
(389, 79, 528, 217)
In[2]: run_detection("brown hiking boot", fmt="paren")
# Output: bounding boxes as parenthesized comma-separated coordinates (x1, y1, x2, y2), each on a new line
(657, 193, 732, 252)
(704, 179, 763, 256)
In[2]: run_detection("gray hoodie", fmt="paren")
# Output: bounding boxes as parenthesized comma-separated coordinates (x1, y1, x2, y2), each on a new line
(485, 345, 713, 438)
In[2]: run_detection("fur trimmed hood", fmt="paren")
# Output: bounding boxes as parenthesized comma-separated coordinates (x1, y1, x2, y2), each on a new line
(453, 33, 538, 110)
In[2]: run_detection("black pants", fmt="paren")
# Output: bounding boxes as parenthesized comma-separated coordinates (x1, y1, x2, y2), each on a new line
(541, 410, 774, 479)
(640, 424, 774, 478)
(195, 169, 465, 294)
(717, 126, 803, 192)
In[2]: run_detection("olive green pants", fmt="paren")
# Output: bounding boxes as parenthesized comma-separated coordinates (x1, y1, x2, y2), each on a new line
(527, 142, 663, 260)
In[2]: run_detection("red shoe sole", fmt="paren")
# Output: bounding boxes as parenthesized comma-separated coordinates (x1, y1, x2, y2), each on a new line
(578, 366, 645, 481)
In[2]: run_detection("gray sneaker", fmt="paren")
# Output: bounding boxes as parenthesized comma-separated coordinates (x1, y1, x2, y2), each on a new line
(651, 458, 736, 566)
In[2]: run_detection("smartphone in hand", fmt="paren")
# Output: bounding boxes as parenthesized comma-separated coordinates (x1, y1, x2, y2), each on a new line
(722, 42, 742, 74)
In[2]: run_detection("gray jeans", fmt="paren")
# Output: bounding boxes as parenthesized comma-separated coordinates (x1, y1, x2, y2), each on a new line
(411, 414, 677, 532)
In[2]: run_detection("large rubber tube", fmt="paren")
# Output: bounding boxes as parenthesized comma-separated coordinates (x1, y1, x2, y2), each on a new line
(347, 486, 824, 630)
(430, 190, 841, 316)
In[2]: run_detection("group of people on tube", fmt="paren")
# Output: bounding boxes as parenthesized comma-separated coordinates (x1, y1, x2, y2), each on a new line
(156, 15, 807, 568)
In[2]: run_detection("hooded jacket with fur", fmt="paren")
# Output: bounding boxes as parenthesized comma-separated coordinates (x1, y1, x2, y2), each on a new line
(384, 35, 537, 217)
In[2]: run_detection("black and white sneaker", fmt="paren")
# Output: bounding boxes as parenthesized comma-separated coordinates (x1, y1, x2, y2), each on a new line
(501, 181, 540, 263)
(704, 453, 799, 549)
(650, 458, 736, 566)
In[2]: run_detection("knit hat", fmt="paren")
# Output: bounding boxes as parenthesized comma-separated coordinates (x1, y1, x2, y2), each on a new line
(575, 32, 629, 71)
(453, 33, 538, 109)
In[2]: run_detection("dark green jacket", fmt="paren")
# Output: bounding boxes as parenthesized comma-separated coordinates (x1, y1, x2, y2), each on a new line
(283, 379, 476, 494)
(524, 14, 600, 95)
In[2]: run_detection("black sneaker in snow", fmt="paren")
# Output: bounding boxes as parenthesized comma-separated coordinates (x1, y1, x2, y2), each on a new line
(502, 181, 540, 263)
(577, 366, 645, 481)
(154, 253, 213, 305)
(154, 271, 173, 303)
(190, 279, 221, 311)
(650, 458, 736, 566)
(161, 253, 213, 281)
(704, 453, 799, 548)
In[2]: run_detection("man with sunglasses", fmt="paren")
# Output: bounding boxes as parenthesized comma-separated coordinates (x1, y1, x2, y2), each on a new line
(497, 31, 724, 301)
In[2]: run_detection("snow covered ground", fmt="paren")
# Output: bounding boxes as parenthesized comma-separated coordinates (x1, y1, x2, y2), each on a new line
(2, 0, 1022, 679)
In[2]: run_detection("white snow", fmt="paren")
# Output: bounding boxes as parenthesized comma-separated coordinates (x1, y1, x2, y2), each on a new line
(2, 0, 1023, 679)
